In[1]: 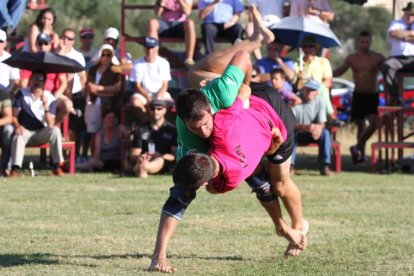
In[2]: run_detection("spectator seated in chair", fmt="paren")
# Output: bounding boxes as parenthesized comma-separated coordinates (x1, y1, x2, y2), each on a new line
(291, 78, 332, 176)
(9, 70, 65, 177)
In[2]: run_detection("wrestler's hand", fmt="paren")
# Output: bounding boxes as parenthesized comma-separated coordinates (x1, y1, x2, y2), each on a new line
(266, 127, 284, 155)
(148, 257, 177, 273)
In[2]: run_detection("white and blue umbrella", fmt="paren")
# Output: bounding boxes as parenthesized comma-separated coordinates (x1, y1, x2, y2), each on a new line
(272, 16, 341, 48)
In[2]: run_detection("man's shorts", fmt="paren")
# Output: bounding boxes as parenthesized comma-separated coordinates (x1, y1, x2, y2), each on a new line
(251, 83, 296, 165)
(351, 91, 379, 121)
(159, 21, 185, 37)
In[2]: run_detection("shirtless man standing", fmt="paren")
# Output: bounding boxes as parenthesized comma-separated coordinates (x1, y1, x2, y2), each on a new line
(333, 31, 385, 163)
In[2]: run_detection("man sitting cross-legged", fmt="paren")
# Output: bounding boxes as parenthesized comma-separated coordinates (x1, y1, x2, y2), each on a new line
(148, 7, 308, 273)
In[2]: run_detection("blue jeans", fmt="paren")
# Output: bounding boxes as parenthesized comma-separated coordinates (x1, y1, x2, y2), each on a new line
(0, 0, 27, 30)
(291, 129, 331, 167)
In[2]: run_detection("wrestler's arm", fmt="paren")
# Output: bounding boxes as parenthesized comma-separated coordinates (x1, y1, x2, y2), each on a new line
(266, 127, 284, 155)
(237, 83, 251, 102)
(149, 186, 198, 272)
(148, 214, 179, 273)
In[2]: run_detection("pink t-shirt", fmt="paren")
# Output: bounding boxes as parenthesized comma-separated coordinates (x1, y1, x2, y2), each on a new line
(209, 95, 287, 193)
(161, 0, 192, 22)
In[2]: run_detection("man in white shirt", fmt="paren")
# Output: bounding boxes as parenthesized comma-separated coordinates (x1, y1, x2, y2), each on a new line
(129, 36, 172, 114)
(381, 2, 414, 104)
(57, 28, 88, 161)
(0, 29, 19, 95)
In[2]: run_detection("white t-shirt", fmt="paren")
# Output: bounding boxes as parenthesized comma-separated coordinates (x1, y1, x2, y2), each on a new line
(388, 19, 414, 57)
(0, 51, 20, 92)
(129, 56, 171, 95)
(64, 47, 86, 94)
(249, 0, 284, 28)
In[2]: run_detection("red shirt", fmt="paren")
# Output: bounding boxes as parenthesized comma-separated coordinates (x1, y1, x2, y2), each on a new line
(20, 69, 64, 93)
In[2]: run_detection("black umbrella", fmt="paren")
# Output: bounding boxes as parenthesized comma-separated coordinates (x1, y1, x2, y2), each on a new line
(3, 51, 85, 73)
(340, 0, 368, 5)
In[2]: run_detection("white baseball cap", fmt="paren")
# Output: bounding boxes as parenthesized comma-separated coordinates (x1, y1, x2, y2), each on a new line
(0, 29, 7, 42)
(104, 27, 119, 40)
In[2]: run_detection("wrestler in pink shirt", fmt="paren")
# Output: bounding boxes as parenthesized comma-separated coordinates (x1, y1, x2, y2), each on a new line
(209, 95, 287, 192)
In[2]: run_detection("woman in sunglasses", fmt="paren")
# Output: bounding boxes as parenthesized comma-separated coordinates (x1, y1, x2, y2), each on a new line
(84, 44, 122, 158)
(24, 7, 59, 52)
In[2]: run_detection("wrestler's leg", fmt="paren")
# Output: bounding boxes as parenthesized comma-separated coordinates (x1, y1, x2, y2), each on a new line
(188, 6, 274, 88)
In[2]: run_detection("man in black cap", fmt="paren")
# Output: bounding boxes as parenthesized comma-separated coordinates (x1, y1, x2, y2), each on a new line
(126, 99, 177, 178)
(129, 36, 173, 116)
(381, 2, 414, 104)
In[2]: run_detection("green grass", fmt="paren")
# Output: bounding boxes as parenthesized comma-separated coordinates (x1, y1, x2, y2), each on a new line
(0, 171, 413, 275)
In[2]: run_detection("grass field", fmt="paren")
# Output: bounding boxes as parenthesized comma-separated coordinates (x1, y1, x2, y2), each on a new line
(1, 155, 414, 276)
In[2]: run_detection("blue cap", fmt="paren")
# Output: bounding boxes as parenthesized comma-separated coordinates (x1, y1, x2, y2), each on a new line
(142, 36, 159, 48)
(304, 79, 321, 91)
(36, 32, 51, 44)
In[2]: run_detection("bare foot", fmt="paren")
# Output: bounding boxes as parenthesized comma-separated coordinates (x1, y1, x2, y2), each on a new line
(283, 219, 309, 258)
(250, 5, 275, 45)
(148, 259, 177, 273)
(281, 228, 307, 250)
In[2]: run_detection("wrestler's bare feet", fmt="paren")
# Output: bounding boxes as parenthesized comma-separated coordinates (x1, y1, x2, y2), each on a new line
(148, 258, 177, 273)
(279, 227, 307, 250)
(249, 5, 275, 45)
(283, 219, 309, 258)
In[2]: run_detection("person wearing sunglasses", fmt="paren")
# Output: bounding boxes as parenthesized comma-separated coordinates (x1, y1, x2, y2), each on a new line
(20, 32, 68, 126)
(293, 35, 338, 126)
(9, 70, 65, 177)
(78, 28, 98, 70)
(126, 99, 177, 178)
(23, 7, 59, 53)
(255, 39, 295, 91)
(84, 44, 122, 159)
(57, 28, 88, 164)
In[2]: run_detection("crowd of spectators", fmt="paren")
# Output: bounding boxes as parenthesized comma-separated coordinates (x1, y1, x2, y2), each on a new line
(0, 1, 410, 177)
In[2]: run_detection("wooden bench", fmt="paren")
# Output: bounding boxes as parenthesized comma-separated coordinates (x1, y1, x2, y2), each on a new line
(120, 1, 243, 48)
(371, 106, 414, 173)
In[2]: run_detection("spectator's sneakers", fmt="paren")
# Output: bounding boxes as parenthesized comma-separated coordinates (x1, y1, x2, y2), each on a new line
(320, 165, 332, 176)
(51, 163, 65, 176)
(0, 169, 10, 177)
(51, 167, 64, 176)
(9, 169, 23, 177)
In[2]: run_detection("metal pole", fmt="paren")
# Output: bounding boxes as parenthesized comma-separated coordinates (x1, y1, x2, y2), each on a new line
(393, 0, 396, 19)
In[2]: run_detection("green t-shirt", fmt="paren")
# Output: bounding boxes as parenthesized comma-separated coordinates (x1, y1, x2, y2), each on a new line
(176, 65, 244, 160)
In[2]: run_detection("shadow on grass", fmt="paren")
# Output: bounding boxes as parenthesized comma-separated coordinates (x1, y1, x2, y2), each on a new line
(0, 253, 59, 267)
(294, 153, 373, 175)
(63, 252, 244, 261)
